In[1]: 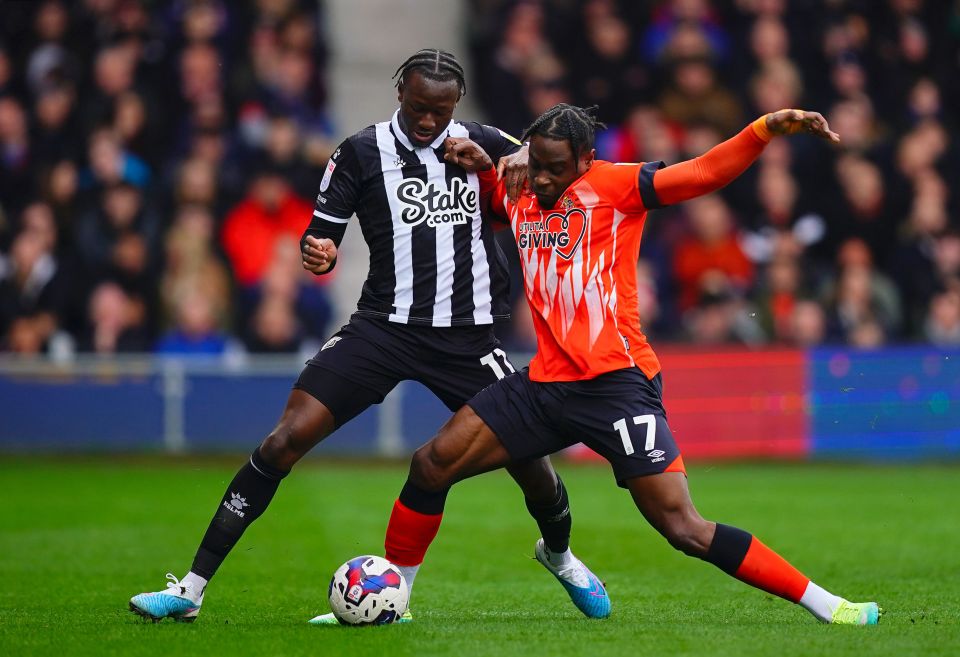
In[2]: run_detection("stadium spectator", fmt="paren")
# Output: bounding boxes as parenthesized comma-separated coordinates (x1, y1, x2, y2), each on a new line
(37, 159, 80, 250)
(255, 114, 319, 200)
(658, 55, 744, 135)
(81, 127, 151, 192)
(76, 181, 162, 284)
(0, 96, 33, 214)
(155, 287, 230, 356)
(672, 195, 754, 313)
(78, 280, 150, 354)
(822, 263, 899, 348)
(220, 165, 314, 289)
(752, 255, 807, 343)
(31, 82, 81, 168)
(890, 182, 951, 337)
(787, 298, 828, 347)
(81, 44, 139, 131)
(238, 235, 332, 352)
(159, 204, 232, 341)
(568, 7, 647, 125)
(0, 44, 16, 97)
(24, 0, 74, 95)
(0, 204, 69, 354)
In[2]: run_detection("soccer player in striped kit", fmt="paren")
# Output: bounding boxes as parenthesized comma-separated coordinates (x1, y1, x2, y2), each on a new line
(129, 51, 608, 624)
(380, 104, 882, 625)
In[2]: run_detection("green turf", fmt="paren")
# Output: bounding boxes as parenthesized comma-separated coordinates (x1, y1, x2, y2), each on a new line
(0, 457, 957, 657)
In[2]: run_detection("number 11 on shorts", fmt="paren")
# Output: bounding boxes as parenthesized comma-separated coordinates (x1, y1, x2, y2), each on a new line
(612, 415, 656, 455)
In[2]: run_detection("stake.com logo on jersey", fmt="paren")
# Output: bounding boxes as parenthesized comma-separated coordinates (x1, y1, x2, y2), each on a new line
(396, 178, 477, 228)
(517, 208, 587, 260)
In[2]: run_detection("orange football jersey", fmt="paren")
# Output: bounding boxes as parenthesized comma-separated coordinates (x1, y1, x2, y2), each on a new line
(490, 161, 664, 382)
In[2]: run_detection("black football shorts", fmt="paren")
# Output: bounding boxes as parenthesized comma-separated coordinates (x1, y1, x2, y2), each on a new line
(294, 314, 516, 428)
(468, 367, 685, 486)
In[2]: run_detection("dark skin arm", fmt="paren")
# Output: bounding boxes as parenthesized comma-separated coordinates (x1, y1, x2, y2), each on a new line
(301, 235, 337, 274)
(765, 109, 839, 141)
(443, 137, 494, 171)
(444, 137, 527, 200)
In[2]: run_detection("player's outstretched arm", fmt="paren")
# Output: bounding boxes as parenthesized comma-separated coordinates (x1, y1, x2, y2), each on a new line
(652, 108, 839, 207)
(765, 108, 839, 141)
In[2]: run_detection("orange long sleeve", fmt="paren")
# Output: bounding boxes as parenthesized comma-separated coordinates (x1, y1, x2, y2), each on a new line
(653, 121, 770, 207)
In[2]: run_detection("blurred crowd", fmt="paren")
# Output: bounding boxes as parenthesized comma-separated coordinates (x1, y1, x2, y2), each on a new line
(1, 0, 959, 360)
(0, 0, 335, 358)
(471, 0, 960, 350)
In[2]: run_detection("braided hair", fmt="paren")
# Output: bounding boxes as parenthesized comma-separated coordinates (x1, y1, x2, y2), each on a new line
(521, 104, 607, 158)
(392, 49, 466, 98)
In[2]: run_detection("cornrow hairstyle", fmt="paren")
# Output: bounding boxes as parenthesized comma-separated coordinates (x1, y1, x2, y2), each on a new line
(521, 104, 607, 158)
(392, 48, 467, 97)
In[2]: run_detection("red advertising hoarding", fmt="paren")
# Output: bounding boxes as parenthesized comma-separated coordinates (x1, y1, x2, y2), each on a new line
(567, 348, 810, 462)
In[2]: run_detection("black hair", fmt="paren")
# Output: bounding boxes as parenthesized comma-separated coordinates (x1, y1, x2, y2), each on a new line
(521, 104, 607, 158)
(392, 48, 466, 98)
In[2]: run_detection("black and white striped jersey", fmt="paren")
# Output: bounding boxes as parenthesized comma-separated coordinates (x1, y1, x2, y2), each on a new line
(306, 110, 519, 327)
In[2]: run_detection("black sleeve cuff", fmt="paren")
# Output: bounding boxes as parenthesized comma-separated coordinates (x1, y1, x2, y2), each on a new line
(639, 160, 666, 210)
(300, 221, 347, 276)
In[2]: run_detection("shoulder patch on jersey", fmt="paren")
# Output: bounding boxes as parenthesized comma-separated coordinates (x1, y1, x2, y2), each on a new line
(321, 336, 341, 351)
(498, 129, 522, 146)
(319, 157, 336, 192)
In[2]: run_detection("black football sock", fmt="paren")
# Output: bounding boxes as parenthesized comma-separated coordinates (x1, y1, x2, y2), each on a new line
(190, 447, 290, 580)
(525, 477, 571, 554)
(397, 478, 449, 515)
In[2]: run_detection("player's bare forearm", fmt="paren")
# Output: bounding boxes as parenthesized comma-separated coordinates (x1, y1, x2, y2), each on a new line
(654, 108, 839, 206)
(496, 144, 529, 202)
(443, 137, 493, 172)
(302, 235, 337, 274)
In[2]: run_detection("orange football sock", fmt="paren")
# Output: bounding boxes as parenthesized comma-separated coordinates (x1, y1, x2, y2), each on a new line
(705, 523, 809, 603)
(733, 536, 810, 603)
(384, 499, 443, 567)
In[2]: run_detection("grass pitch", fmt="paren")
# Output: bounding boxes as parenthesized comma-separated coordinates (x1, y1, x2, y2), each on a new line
(1, 457, 957, 657)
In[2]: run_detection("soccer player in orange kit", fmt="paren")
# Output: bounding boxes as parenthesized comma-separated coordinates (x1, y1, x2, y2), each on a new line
(380, 104, 881, 625)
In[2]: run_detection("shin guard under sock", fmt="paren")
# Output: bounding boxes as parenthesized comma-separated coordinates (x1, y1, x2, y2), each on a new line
(190, 447, 289, 580)
(384, 480, 448, 568)
(703, 523, 809, 603)
(524, 477, 571, 554)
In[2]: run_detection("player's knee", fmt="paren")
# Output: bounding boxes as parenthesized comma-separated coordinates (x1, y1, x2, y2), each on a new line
(509, 458, 558, 503)
(260, 424, 304, 470)
(660, 512, 712, 558)
(410, 442, 456, 492)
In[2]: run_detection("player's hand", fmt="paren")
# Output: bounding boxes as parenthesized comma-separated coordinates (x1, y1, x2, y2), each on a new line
(497, 144, 529, 202)
(443, 137, 494, 173)
(766, 109, 840, 143)
(302, 235, 337, 274)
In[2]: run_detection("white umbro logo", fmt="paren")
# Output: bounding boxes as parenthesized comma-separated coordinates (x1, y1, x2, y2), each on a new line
(647, 450, 665, 458)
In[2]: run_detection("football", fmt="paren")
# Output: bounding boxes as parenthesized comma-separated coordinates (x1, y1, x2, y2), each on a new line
(328, 555, 409, 625)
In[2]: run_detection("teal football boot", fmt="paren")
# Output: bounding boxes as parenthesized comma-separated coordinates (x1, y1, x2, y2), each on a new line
(535, 539, 611, 619)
